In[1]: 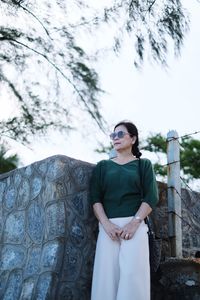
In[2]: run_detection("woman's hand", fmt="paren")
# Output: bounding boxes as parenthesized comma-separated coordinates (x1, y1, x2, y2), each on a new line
(102, 220, 123, 241)
(120, 219, 141, 240)
(93, 203, 122, 240)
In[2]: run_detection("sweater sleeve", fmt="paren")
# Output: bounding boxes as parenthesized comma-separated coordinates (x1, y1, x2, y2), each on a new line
(89, 160, 104, 205)
(141, 159, 159, 209)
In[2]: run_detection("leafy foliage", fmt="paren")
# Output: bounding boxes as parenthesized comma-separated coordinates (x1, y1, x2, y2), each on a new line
(143, 133, 200, 181)
(0, 144, 19, 173)
(0, 0, 189, 144)
(143, 133, 166, 153)
(0, 0, 105, 143)
(180, 137, 200, 180)
(85, 0, 189, 67)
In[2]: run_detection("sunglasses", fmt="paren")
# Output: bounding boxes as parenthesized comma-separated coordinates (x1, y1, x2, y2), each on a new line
(110, 131, 130, 140)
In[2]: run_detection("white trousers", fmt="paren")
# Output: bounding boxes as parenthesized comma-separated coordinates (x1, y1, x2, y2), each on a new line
(91, 217, 150, 300)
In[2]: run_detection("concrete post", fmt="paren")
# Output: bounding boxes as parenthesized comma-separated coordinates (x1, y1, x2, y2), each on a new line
(167, 130, 182, 257)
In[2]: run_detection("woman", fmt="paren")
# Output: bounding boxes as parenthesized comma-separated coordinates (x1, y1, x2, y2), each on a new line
(89, 121, 158, 300)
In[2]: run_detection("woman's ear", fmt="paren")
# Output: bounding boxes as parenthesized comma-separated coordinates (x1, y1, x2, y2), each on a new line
(132, 136, 137, 144)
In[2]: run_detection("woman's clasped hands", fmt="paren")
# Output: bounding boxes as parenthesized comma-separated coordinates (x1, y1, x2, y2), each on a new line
(103, 218, 140, 241)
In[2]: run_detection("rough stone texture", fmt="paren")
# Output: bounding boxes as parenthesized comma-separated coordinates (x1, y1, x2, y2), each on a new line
(150, 182, 200, 299)
(0, 155, 199, 299)
(1, 245, 26, 271)
(151, 258, 200, 300)
(0, 155, 97, 300)
(3, 269, 22, 300)
(152, 182, 200, 260)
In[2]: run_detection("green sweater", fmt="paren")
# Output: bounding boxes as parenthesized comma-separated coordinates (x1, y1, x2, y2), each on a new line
(89, 158, 158, 218)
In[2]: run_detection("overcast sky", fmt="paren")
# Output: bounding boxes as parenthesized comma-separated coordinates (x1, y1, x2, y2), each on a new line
(4, 1, 200, 172)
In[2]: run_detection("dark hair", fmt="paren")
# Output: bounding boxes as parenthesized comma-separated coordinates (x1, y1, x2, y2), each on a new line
(114, 121, 142, 158)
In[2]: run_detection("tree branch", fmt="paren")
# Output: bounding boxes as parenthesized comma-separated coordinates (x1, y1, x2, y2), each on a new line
(19, 4, 52, 39)
(147, 0, 157, 13)
(1, 37, 104, 130)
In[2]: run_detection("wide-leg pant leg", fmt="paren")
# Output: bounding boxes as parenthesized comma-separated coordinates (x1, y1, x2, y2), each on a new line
(117, 220, 150, 300)
(91, 223, 120, 300)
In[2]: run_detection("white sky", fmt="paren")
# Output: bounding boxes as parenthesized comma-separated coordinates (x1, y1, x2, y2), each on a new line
(2, 1, 200, 170)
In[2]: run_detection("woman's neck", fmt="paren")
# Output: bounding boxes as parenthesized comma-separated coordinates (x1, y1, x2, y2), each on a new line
(113, 151, 137, 163)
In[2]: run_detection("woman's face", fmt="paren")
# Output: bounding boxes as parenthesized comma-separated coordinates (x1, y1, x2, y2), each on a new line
(111, 125, 136, 152)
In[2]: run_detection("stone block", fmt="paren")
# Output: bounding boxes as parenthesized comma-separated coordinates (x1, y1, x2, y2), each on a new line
(62, 245, 82, 282)
(4, 187, 17, 210)
(43, 180, 67, 201)
(35, 272, 57, 300)
(0, 181, 6, 202)
(19, 277, 36, 300)
(46, 201, 65, 239)
(27, 200, 44, 243)
(70, 191, 90, 220)
(24, 165, 32, 177)
(37, 161, 48, 175)
(17, 180, 30, 209)
(47, 159, 66, 180)
(0, 271, 9, 298)
(0, 204, 2, 240)
(13, 172, 22, 187)
(4, 211, 25, 243)
(68, 217, 87, 248)
(71, 166, 90, 190)
(2, 269, 22, 300)
(25, 246, 41, 277)
(1, 245, 26, 271)
(41, 180, 57, 206)
(41, 240, 64, 272)
(30, 176, 43, 200)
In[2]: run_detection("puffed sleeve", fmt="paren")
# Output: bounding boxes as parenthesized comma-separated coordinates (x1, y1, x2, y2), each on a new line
(89, 160, 104, 205)
(141, 159, 159, 209)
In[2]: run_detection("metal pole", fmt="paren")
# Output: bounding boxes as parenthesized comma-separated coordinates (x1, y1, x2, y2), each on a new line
(167, 130, 182, 257)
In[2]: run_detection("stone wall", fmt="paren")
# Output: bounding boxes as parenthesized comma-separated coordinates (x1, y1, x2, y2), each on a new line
(0, 155, 200, 299)
(152, 258, 200, 300)
(0, 155, 97, 300)
(152, 182, 200, 259)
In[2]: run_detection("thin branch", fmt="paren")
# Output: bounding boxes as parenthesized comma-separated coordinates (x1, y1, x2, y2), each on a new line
(2, 37, 104, 130)
(0, 73, 33, 119)
(147, 0, 157, 13)
(1, 73, 23, 103)
(19, 4, 52, 39)
(0, 134, 33, 150)
(69, 1, 123, 29)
